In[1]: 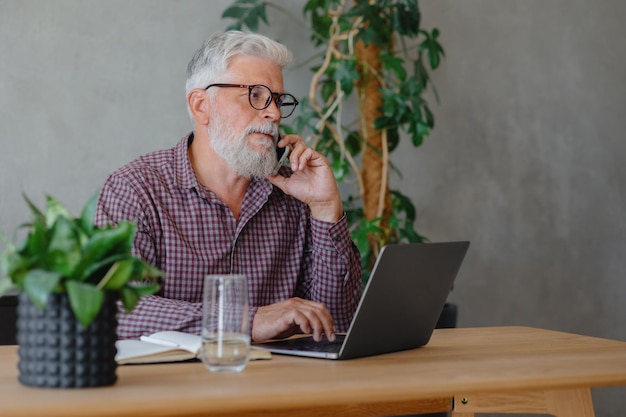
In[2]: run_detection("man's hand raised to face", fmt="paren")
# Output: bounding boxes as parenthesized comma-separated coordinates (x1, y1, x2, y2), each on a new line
(268, 134, 344, 224)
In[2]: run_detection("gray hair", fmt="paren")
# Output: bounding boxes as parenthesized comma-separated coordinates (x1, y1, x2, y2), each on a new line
(185, 31, 293, 95)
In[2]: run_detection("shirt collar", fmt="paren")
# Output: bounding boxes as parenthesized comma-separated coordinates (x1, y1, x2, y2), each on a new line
(174, 132, 198, 190)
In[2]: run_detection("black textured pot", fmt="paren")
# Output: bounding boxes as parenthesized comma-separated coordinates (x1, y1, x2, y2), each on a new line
(16, 292, 118, 388)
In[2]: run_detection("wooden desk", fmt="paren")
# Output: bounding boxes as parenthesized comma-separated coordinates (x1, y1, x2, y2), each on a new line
(1, 326, 625, 417)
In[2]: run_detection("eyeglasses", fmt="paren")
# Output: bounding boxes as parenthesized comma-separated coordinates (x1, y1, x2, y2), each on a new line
(204, 83, 299, 118)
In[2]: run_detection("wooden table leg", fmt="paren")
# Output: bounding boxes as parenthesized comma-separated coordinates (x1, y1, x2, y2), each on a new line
(452, 387, 595, 417)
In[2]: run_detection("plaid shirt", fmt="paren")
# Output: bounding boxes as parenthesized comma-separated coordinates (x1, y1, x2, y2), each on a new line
(95, 134, 362, 339)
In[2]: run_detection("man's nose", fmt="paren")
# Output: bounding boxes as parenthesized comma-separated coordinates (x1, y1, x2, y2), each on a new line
(261, 99, 281, 121)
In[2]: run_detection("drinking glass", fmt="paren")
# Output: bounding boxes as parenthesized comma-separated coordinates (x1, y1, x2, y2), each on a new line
(200, 274, 250, 372)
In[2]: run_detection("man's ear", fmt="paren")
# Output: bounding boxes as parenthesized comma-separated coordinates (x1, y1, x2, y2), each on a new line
(187, 89, 210, 125)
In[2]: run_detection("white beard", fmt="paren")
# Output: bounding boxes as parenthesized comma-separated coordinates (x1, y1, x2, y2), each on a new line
(208, 110, 279, 179)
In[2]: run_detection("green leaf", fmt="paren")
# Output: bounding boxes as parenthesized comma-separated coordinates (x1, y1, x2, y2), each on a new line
(80, 192, 99, 236)
(350, 216, 384, 257)
(419, 28, 445, 70)
(374, 115, 392, 131)
(23, 221, 48, 259)
(66, 281, 105, 328)
(320, 78, 337, 103)
(392, 2, 421, 37)
(78, 222, 136, 271)
(46, 250, 81, 277)
(44, 216, 82, 276)
(21, 193, 45, 222)
(119, 286, 140, 313)
(417, 121, 430, 137)
(413, 58, 429, 89)
(78, 253, 126, 283)
(127, 281, 161, 298)
(345, 130, 362, 156)
(98, 258, 165, 302)
(1, 247, 28, 281)
(97, 259, 135, 290)
(138, 262, 165, 280)
(387, 128, 400, 152)
(332, 57, 357, 95)
(353, 228, 373, 256)
(392, 190, 417, 222)
(428, 45, 440, 70)
(23, 269, 62, 308)
(419, 105, 432, 129)
(304, 0, 336, 45)
(381, 52, 407, 82)
(45, 195, 72, 229)
(331, 159, 346, 181)
(221, 0, 268, 32)
(48, 216, 79, 254)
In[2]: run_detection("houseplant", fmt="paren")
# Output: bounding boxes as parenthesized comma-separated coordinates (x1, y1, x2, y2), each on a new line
(222, 0, 445, 281)
(0, 193, 164, 388)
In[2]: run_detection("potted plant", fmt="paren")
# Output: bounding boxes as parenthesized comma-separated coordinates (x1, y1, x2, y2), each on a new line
(0, 194, 164, 388)
(222, 0, 445, 282)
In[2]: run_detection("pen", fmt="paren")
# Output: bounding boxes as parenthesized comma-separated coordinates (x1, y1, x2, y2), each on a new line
(140, 335, 180, 347)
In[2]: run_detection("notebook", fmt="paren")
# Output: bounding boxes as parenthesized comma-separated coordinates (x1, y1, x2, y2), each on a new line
(253, 241, 470, 360)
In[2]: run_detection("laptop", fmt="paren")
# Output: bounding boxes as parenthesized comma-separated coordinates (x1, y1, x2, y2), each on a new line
(254, 241, 470, 360)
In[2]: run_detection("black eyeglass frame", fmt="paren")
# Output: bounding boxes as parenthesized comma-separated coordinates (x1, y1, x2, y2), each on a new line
(204, 83, 299, 118)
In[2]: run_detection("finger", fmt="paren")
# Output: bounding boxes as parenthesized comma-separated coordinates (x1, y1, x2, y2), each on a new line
(292, 147, 315, 171)
(300, 303, 335, 342)
(307, 301, 335, 341)
(279, 134, 304, 149)
(310, 318, 335, 342)
(294, 314, 325, 342)
(286, 141, 307, 169)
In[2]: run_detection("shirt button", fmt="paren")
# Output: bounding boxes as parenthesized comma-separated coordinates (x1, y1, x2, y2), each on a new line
(333, 234, 341, 241)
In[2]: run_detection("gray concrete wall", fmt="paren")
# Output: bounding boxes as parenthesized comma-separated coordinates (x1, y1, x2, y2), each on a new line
(1, 1, 624, 415)
(409, 2, 626, 415)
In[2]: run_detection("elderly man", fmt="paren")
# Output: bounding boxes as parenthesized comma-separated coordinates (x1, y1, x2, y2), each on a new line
(95, 31, 361, 343)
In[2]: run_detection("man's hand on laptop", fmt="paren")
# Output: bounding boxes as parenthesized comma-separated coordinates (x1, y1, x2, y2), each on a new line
(252, 298, 336, 343)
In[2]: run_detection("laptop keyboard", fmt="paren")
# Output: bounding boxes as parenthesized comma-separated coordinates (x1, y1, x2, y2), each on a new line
(279, 335, 345, 353)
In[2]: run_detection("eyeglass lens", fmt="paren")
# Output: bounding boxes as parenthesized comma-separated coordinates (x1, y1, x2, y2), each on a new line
(249, 85, 297, 118)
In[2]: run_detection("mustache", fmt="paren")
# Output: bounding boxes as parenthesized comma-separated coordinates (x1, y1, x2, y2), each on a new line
(243, 122, 279, 140)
